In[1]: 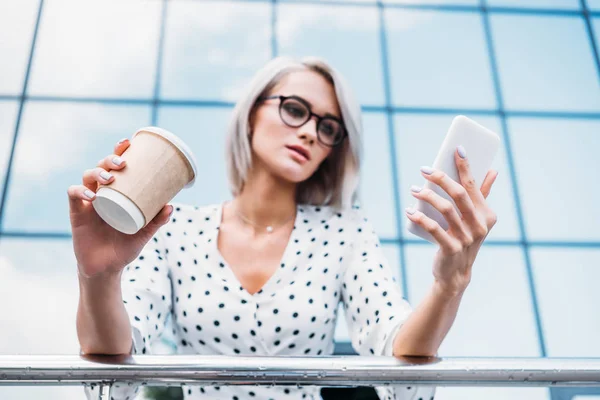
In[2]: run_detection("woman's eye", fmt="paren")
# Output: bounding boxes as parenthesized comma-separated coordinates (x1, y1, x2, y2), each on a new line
(284, 104, 306, 118)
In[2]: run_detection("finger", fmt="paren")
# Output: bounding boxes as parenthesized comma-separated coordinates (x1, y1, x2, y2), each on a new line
(97, 153, 127, 171)
(410, 185, 471, 243)
(420, 166, 479, 227)
(455, 146, 486, 207)
(82, 167, 115, 191)
(138, 205, 174, 237)
(114, 138, 130, 155)
(405, 206, 457, 250)
(67, 184, 96, 213)
(480, 170, 498, 199)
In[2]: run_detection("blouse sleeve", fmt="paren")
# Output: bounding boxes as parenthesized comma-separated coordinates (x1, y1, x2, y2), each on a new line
(341, 207, 436, 400)
(84, 226, 173, 400)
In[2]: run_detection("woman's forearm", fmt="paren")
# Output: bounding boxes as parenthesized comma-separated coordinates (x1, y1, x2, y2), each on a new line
(76, 269, 133, 355)
(392, 280, 465, 357)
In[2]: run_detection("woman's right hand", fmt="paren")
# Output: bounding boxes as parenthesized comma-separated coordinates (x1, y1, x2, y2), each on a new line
(68, 138, 173, 279)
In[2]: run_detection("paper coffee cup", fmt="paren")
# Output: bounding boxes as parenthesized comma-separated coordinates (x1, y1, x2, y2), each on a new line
(92, 126, 198, 235)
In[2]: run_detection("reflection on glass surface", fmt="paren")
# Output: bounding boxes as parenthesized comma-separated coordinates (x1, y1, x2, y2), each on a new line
(406, 245, 541, 356)
(359, 112, 397, 239)
(531, 248, 600, 357)
(156, 106, 233, 208)
(334, 244, 404, 343)
(282, 0, 377, 2)
(160, 1, 271, 101)
(435, 387, 550, 400)
(0, 238, 82, 399)
(490, 14, 600, 112)
(383, 0, 478, 4)
(487, 0, 580, 8)
(28, 0, 161, 98)
(385, 9, 496, 109)
(2, 101, 151, 233)
(277, 3, 385, 106)
(508, 118, 600, 241)
(0, 101, 19, 206)
(394, 114, 520, 241)
(0, 0, 38, 95)
(593, 17, 600, 43)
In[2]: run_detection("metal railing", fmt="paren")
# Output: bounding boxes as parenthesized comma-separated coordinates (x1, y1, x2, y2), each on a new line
(1, 355, 600, 399)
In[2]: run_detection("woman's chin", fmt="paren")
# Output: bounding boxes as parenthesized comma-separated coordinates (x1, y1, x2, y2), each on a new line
(274, 160, 315, 183)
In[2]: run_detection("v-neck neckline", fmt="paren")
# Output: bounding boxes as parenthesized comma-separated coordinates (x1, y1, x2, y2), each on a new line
(210, 201, 300, 298)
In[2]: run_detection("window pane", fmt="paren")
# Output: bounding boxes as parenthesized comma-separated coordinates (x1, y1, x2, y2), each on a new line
(589, 1, 600, 10)
(156, 106, 233, 207)
(490, 14, 600, 112)
(0, 238, 83, 399)
(488, 0, 580, 8)
(0, 101, 19, 206)
(283, 0, 377, 2)
(2, 101, 151, 233)
(334, 244, 404, 343)
(394, 114, 520, 241)
(435, 388, 550, 400)
(0, 0, 38, 94)
(28, 0, 161, 98)
(531, 248, 600, 356)
(383, 0, 478, 4)
(277, 3, 385, 106)
(406, 245, 541, 356)
(160, 1, 271, 101)
(508, 118, 600, 241)
(359, 112, 397, 239)
(385, 9, 496, 109)
(594, 17, 600, 42)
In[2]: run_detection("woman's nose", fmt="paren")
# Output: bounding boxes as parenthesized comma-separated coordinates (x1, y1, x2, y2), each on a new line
(297, 117, 318, 142)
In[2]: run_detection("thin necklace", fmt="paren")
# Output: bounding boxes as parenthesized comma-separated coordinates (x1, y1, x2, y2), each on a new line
(234, 206, 296, 234)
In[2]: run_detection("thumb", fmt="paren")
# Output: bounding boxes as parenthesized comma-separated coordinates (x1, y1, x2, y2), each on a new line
(138, 205, 173, 237)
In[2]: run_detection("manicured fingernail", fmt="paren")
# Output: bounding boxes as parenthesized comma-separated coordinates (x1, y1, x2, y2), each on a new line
(112, 156, 123, 166)
(100, 171, 113, 180)
(84, 189, 96, 199)
(405, 207, 416, 215)
(420, 166, 434, 175)
(457, 145, 467, 159)
(118, 138, 128, 144)
(169, 206, 174, 216)
(410, 185, 422, 193)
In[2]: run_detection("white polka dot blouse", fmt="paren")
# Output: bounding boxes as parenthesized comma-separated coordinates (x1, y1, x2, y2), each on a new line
(85, 202, 436, 400)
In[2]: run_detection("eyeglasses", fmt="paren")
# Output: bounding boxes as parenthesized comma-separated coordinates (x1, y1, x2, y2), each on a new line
(257, 95, 347, 147)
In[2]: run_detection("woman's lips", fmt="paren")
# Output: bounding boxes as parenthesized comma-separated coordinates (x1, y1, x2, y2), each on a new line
(286, 146, 309, 163)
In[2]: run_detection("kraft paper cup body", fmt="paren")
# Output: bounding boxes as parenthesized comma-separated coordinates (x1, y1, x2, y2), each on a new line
(92, 127, 197, 235)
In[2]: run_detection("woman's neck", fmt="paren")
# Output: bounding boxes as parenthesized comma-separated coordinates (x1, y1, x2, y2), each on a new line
(232, 167, 297, 229)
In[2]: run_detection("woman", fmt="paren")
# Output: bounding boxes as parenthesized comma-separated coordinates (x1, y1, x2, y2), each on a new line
(71, 56, 498, 400)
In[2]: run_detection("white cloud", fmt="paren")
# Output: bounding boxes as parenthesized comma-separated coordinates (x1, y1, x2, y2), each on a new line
(277, 3, 434, 49)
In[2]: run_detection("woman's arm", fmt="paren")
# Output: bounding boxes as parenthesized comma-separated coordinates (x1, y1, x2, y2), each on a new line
(392, 280, 463, 357)
(395, 146, 498, 357)
(77, 269, 133, 355)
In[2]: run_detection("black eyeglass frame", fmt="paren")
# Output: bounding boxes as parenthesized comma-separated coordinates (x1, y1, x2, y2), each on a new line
(257, 95, 348, 147)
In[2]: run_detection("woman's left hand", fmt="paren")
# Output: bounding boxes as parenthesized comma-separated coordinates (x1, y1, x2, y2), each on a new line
(405, 146, 499, 296)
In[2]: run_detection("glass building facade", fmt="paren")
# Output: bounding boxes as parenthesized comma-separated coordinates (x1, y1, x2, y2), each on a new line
(0, 0, 599, 399)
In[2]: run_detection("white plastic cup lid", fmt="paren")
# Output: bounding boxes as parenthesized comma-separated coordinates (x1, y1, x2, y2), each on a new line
(93, 187, 146, 235)
(132, 126, 198, 188)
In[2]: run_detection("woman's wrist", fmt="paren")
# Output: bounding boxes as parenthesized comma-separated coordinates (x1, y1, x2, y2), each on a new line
(432, 278, 467, 301)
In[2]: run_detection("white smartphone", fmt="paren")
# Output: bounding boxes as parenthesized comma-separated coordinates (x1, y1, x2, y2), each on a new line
(406, 115, 501, 244)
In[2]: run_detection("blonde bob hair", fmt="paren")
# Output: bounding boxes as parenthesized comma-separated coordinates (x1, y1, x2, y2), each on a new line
(225, 56, 363, 210)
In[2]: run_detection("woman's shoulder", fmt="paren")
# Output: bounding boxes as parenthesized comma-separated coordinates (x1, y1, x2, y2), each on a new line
(169, 202, 221, 218)
(299, 203, 368, 228)
(158, 202, 221, 236)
